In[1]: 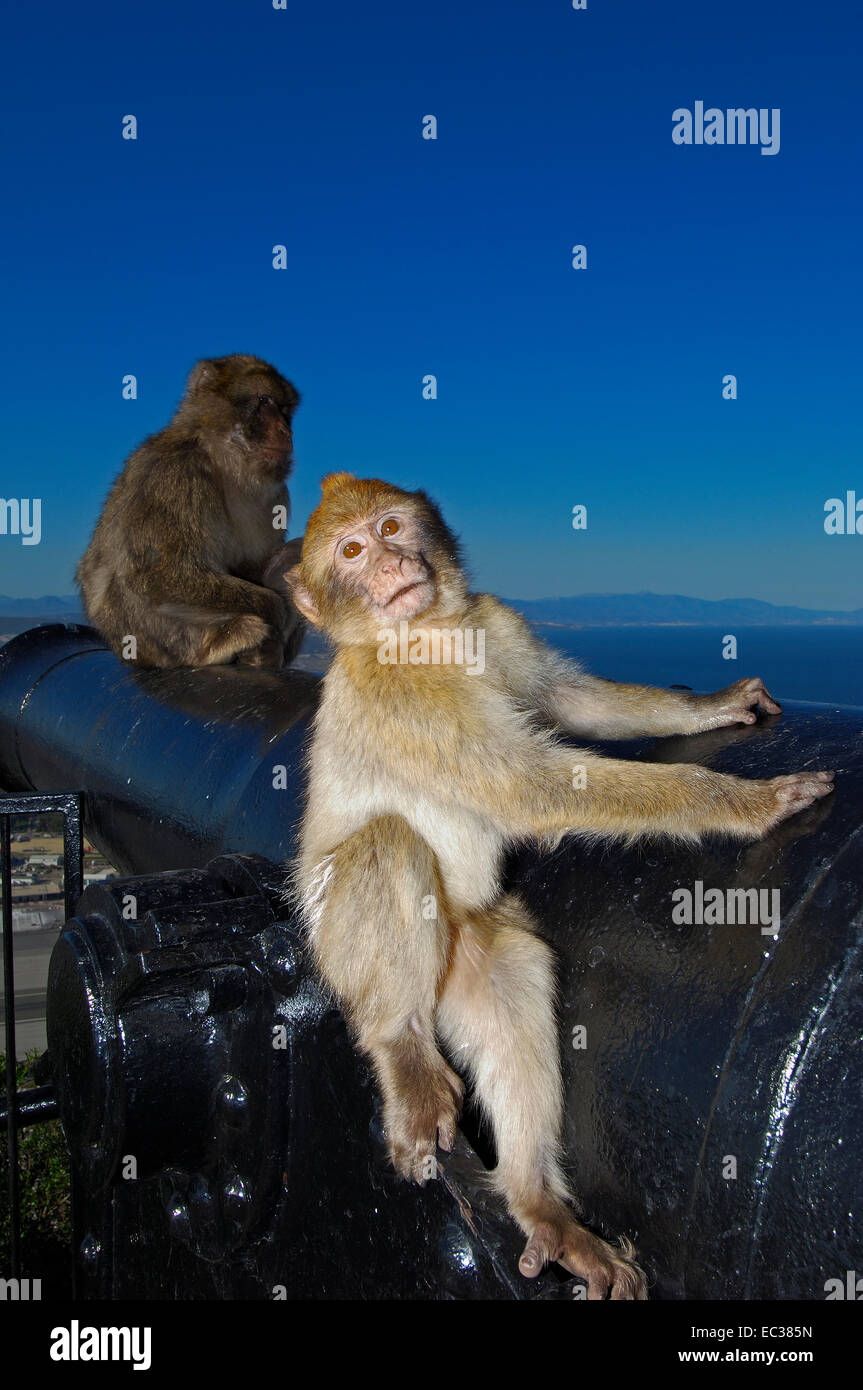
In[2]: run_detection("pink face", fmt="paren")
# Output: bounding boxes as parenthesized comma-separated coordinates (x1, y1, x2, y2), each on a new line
(333, 510, 435, 620)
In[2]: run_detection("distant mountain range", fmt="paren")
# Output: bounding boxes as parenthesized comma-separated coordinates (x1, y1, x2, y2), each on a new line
(1, 592, 861, 627)
(0, 595, 82, 617)
(505, 593, 863, 626)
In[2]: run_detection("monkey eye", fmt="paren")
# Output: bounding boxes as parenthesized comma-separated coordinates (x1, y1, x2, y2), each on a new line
(257, 394, 275, 407)
(380, 517, 400, 537)
(342, 540, 363, 560)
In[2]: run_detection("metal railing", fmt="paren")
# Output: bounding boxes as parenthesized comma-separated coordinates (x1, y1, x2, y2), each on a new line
(0, 790, 81, 1278)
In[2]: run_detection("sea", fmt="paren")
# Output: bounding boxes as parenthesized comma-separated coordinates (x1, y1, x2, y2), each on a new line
(539, 625, 863, 709)
(2, 618, 861, 708)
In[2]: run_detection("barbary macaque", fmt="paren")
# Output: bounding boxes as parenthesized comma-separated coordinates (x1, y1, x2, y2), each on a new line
(284, 472, 834, 1300)
(77, 354, 305, 668)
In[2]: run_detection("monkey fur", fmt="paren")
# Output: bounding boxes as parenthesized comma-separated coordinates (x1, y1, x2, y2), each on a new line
(77, 353, 305, 668)
(284, 471, 834, 1300)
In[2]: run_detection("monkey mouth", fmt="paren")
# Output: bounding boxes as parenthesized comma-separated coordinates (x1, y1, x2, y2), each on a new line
(256, 421, 293, 456)
(383, 580, 429, 611)
(255, 442, 294, 467)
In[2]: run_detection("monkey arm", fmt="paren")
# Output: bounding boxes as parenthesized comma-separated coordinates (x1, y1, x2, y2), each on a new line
(542, 675, 782, 740)
(324, 655, 828, 845)
(151, 570, 288, 627)
(147, 569, 298, 666)
(478, 744, 833, 845)
(340, 685, 830, 845)
(522, 751, 794, 841)
(369, 702, 828, 844)
(476, 601, 778, 739)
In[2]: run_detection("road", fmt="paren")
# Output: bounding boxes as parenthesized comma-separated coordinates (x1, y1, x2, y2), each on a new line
(0, 927, 59, 1056)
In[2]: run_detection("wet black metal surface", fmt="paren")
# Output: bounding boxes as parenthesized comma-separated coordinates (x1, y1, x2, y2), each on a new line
(0, 1085, 59, 1128)
(513, 707, 863, 1300)
(46, 852, 544, 1299)
(0, 624, 318, 873)
(0, 623, 861, 1298)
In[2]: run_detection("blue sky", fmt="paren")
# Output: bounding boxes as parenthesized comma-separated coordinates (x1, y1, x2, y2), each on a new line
(2, 0, 861, 607)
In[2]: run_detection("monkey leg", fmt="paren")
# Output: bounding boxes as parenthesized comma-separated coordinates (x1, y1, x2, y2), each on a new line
(154, 573, 292, 667)
(302, 815, 464, 1182)
(435, 894, 647, 1300)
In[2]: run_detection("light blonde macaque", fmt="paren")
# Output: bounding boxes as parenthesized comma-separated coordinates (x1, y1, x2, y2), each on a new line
(285, 473, 834, 1301)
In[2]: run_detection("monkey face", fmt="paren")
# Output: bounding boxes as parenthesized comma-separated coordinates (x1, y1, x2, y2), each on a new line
(239, 389, 295, 463)
(181, 355, 301, 474)
(287, 474, 469, 643)
(334, 511, 436, 621)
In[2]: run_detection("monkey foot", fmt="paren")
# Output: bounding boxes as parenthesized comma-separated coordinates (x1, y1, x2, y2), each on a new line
(519, 1217, 648, 1300)
(386, 1063, 465, 1185)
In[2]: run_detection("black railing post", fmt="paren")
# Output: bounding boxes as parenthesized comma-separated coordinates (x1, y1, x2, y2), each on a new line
(59, 792, 83, 919)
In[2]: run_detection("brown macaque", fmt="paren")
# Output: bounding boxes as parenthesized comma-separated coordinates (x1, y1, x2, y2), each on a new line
(77, 354, 305, 668)
(284, 472, 834, 1300)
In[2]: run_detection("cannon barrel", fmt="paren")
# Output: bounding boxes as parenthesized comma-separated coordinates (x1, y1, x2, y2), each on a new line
(0, 622, 861, 1299)
(0, 623, 319, 874)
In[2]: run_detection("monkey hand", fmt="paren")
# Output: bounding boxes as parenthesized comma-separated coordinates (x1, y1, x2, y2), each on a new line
(262, 540, 303, 596)
(699, 676, 782, 729)
(519, 1216, 648, 1300)
(754, 770, 835, 833)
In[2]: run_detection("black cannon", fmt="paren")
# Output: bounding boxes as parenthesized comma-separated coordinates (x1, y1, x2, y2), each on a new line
(0, 623, 860, 1299)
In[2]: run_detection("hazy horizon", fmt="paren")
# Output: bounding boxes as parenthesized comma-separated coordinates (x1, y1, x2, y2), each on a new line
(2, 588, 862, 619)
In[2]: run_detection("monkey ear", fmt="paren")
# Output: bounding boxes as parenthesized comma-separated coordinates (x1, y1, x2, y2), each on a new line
(284, 566, 321, 626)
(185, 358, 221, 396)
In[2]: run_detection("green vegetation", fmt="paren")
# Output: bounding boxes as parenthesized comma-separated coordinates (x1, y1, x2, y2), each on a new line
(0, 1050, 72, 1295)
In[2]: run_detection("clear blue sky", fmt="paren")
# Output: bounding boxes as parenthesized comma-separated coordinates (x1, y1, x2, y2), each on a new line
(2, 0, 861, 607)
